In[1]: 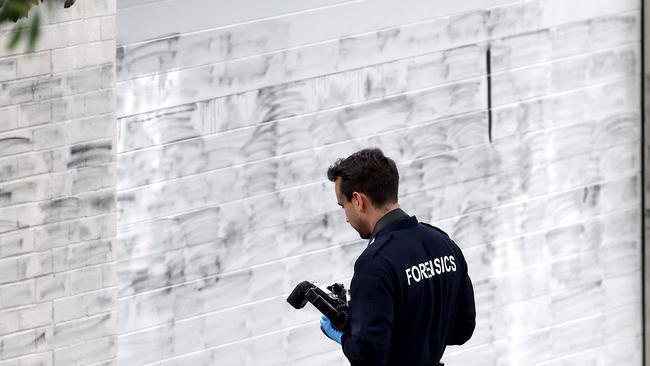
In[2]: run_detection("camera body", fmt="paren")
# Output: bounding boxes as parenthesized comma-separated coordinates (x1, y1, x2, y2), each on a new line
(287, 281, 350, 332)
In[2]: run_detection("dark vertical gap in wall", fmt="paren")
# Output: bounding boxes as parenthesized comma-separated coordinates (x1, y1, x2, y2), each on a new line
(486, 45, 493, 144)
(642, 1, 647, 365)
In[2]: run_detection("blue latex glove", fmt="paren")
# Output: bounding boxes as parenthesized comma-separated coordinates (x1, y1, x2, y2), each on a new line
(320, 315, 343, 344)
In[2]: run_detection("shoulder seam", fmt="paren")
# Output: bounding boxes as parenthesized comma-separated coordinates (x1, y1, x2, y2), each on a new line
(420, 222, 450, 238)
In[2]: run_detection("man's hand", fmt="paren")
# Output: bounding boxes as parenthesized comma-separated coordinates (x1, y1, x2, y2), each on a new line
(320, 316, 343, 344)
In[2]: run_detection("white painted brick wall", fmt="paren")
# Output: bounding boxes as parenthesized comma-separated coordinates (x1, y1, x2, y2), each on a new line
(0, 1, 117, 365)
(0, 0, 633, 364)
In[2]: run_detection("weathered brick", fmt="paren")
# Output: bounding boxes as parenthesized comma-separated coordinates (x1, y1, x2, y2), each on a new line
(52, 239, 113, 272)
(50, 312, 115, 349)
(66, 114, 116, 145)
(101, 262, 116, 288)
(0, 156, 20, 182)
(16, 302, 52, 330)
(34, 274, 66, 302)
(1, 329, 37, 359)
(2, 172, 69, 206)
(62, 138, 116, 169)
(41, 0, 83, 24)
(37, 19, 102, 51)
(0, 129, 33, 157)
(83, 0, 117, 18)
(0, 308, 20, 335)
(0, 351, 52, 366)
(64, 67, 105, 94)
(52, 41, 115, 74)
(35, 264, 104, 302)
(0, 106, 18, 132)
(33, 213, 115, 251)
(15, 52, 51, 79)
(53, 288, 115, 322)
(68, 265, 104, 295)
(0, 205, 19, 234)
(0, 257, 20, 285)
(16, 149, 54, 178)
(70, 164, 115, 193)
(0, 58, 16, 83)
(0, 18, 92, 58)
(16, 102, 50, 129)
(33, 78, 65, 103)
(33, 220, 70, 251)
(100, 64, 115, 90)
(7, 188, 116, 228)
(84, 89, 115, 116)
(17, 252, 53, 280)
(51, 46, 80, 75)
(0, 229, 34, 258)
(31, 125, 66, 152)
(68, 213, 116, 244)
(53, 336, 115, 366)
(100, 16, 115, 41)
(51, 94, 86, 123)
(0, 280, 34, 308)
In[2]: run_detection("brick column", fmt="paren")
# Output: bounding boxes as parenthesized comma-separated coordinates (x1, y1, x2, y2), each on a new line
(0, 1, 117, 365)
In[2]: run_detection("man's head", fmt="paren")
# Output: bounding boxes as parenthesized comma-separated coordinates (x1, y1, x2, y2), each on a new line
(326, 148, 400, 239)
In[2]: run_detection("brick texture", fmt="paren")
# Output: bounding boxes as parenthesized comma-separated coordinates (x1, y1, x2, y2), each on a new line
(0, 1, 117, 365)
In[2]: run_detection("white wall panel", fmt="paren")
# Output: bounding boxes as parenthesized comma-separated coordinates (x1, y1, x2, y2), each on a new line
(117, 0, 355, 45)
(115, 0, 643, 365)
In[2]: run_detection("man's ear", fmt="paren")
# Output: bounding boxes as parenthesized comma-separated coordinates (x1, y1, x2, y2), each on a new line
(351, 192, 363, 210)
(352, 192, 370, 211)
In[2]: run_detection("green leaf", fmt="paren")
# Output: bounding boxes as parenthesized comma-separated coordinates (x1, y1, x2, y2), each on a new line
(0, 0, 35, 23)
(8, 0, 32, 19)
(27, 9, 39, 51)
(8, 24, 23, 50)
(1, 0, 77, 51)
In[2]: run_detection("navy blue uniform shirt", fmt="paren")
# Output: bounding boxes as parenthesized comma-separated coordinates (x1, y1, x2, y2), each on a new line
(341, 209, 476, 366)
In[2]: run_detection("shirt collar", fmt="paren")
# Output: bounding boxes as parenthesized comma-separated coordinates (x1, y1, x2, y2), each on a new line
(369, 207, 410, 244)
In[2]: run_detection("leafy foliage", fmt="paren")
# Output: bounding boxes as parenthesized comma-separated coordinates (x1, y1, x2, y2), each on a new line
(0, 0, 75, 51)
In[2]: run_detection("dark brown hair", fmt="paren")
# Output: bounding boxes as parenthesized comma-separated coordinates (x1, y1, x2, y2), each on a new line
(326, 148, 399, 207)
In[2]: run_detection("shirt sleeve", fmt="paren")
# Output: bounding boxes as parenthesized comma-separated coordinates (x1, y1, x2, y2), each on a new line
(446, 256, 476, 346)
(341, 254, 395, 366)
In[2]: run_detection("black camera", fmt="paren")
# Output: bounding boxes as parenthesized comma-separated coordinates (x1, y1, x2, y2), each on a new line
(287, 281, 350, 332)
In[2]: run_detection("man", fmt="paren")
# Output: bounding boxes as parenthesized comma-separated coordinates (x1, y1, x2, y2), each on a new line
(320, 148, 476, 366)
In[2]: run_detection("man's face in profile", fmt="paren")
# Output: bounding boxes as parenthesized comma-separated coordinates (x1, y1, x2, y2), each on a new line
(335, 177, 372, 239)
